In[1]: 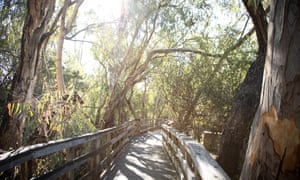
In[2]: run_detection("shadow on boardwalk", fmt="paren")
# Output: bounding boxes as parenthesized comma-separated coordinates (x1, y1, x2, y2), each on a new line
(103, 130, 178, 180)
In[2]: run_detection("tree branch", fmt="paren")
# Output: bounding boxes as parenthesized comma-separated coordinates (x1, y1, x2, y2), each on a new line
(147, 48, 222, 58)
(65, 21, 118, 40)
(66, 0, 84, 33)
(242, 0, 268, 55)
(65, 38, 95, 44)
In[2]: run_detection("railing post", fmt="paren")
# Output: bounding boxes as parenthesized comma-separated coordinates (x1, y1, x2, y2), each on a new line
(21, 160, 32, 180)
(66, 147, 74, 179)
(135, 118, 141, 135)
(89, 138, 101, 179)
(125, 122, 129, 144)
(98, 135, 106, 175)
(106, 132, 112, 169)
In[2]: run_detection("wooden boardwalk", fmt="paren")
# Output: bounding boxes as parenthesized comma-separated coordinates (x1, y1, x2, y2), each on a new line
(103, 130, 178, 180)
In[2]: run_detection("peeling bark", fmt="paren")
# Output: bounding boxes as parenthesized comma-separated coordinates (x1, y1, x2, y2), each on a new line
(241, 0, 300, 179)
(262, 106, 300, 172)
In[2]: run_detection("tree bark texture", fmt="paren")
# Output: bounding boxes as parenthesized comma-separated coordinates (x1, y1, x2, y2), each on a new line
(103, 84, 129, 128)
(241, 0, 300, 179)
(0, 0, 55, 150)
(217, 55, 265, 179)
(217, 2, 268, 178)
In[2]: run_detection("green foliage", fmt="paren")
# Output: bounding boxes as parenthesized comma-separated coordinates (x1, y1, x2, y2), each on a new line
(83, 0, 258, 136)
(23, 90, 96, 145)
(147, 0, 257, 135)
(0, 0, 25, 122)
(0, 0, 258, 150)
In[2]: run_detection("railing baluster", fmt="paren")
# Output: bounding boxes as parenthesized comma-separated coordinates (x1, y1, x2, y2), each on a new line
(21, 160, 32, 180)
(65, 147, 74, 179)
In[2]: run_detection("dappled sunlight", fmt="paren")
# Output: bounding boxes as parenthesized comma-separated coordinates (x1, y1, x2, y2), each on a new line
(104, 130, 177, 179)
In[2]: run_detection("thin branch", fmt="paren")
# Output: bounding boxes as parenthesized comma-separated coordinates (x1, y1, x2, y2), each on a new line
(65, 21, 118, 39)
(221, 27, 255, 57)
(147, 48, 222, 58)
(64, 38, 95, 44)
(240, 16, 250, 39)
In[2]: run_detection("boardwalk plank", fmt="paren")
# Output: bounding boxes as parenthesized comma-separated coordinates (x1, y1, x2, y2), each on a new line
(103, 130, 178, 180)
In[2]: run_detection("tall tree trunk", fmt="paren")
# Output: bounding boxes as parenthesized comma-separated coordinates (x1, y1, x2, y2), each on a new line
(217, 1, 268, 178)
(217, 55, 265, 178)
(56, 0, 84, 94)
(103, 85, 129, 128)
(241, 0, 300, 179)
(56, 22, 66, 94)
(0, 0, 55, 150)
(142, 79, 147, 120)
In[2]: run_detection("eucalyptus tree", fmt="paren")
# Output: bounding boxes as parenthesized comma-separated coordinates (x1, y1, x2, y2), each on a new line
(241, 0, 300, 178)
(0, 0, 57, 150)
(90, 0, 165, 128)
(0, 0, 86, 149)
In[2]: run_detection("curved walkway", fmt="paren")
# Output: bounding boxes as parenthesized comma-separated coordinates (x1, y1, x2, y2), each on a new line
(103, 130, 178, 180)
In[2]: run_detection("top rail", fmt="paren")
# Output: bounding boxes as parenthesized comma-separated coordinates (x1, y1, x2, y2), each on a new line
(0, 121, 129, 171)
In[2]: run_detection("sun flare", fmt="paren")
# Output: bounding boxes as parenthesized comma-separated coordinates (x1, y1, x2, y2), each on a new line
(82, 0, 125, 21)
(65, 0, 126, 75)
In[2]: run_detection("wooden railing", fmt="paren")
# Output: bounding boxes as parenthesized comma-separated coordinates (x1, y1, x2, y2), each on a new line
(0, 119, 161, 179)
(161, 124, 230, 180)
(0, 119, 229, 180)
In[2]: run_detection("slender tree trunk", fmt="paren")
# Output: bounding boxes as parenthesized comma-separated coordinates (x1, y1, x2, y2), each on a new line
(217, 2, 268, 178)
(241, 0, 300, 179)
(126, 90, 137, 119)
(56, 23, 66, 94)
(56, 0, 84, 94)
(142, 79, 147, 120)
(0, 0, 55, 150)
(94, 96, 107, 128)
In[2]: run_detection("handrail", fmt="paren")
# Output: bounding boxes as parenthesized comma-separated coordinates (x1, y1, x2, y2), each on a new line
(161, 124, 230, 180)
(0, 118, 162, 179)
